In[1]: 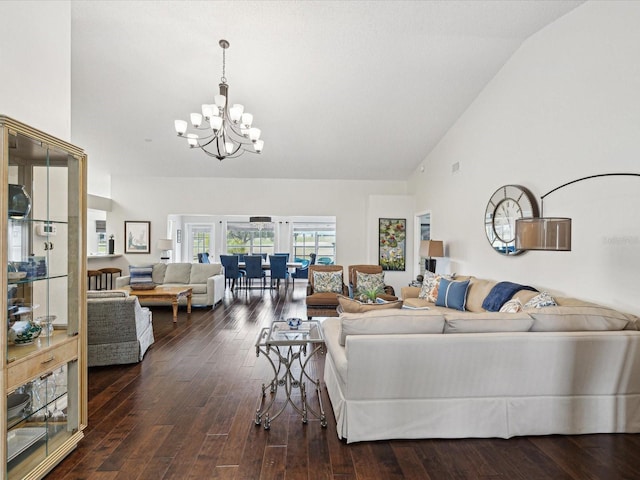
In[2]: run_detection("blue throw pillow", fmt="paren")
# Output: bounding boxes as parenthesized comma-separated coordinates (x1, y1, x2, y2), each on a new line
(436, 278, 470, 311)
(129, 265, 153, 284)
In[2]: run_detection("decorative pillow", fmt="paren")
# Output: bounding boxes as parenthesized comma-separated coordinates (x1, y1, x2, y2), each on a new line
(313, 271, 343, 293)
(337, 294, 402, 314)
(129, 265, 153, 284)
(499, 298, 523, 313)
(418, 271, 437, 299)
(435, 278, 470, 311)
(355, 271, 385, 296)
(524, 292, 557, 309)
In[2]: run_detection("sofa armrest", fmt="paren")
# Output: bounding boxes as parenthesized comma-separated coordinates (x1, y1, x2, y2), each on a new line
(115, 275, 131, 288)
(401, 286, 421, 300)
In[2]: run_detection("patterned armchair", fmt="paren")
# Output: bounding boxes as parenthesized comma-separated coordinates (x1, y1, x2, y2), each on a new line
(348, 264, 397, 301)
(306, 265, 348, 319)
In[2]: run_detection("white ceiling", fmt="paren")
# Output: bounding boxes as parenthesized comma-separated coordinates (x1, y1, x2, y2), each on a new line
(70, 0, 583, 182)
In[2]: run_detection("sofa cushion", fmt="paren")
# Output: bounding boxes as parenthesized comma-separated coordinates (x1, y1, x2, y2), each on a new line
(129, 265, 153, 284)
(435, 278, 470, 311)
(444, 312, 534, 333)
(465, 278, 498, 312)
(339, 309, 446, 346)
(355, 271, 385, 297)
(190, 263, 223, 284)
(313, 271, 343, 293)
(337, 294, 402, 314)
(527, 305, 633, 331)
(524, 292, 557, 309)
(152, 263, 167, 284)
(306, 292, 341, 306)
(164, 263, 192, 284)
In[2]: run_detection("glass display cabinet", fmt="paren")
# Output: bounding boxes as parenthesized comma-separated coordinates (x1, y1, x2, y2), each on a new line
(1, 116, 87, 479)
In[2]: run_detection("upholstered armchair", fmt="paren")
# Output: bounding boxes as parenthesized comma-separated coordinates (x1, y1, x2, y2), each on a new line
(348, 264, 397, 301)
(306, 265, 348, 319)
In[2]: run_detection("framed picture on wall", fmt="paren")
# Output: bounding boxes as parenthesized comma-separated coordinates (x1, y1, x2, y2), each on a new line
(379, 218, 406, 271)
(124, 221, 151, 253)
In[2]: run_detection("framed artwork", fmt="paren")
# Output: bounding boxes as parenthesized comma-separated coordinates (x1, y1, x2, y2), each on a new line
(124, 221, 151, 253)
(379, 218, 406, 271)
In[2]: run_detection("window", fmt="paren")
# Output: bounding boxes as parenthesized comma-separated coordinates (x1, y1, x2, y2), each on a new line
(292, 222, 336, 264)
(188, 225, 213, 262)
(226, 222, 274, 256)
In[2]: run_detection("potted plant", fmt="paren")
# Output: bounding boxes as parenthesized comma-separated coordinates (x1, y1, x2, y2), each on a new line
(359, 286, 384, 303)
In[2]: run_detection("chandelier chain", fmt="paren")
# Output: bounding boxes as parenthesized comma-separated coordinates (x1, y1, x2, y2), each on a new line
(221, 46, 227, 84)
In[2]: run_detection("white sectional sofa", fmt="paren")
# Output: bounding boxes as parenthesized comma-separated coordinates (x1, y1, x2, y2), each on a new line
(322, 277, 640, 443)
(115, 262, 225, 307)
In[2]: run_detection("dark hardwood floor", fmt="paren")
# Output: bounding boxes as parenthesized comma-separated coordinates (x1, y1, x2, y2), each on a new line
(47, 282, 640, 479)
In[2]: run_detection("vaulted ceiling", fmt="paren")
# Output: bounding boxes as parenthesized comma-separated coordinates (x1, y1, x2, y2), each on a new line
(70, 0, 583, 181)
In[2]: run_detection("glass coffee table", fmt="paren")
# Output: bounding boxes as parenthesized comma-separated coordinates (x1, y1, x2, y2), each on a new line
(254, 319, 327, 430)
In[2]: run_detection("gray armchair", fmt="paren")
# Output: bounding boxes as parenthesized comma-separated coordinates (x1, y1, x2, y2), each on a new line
(87, 290, 154, 366)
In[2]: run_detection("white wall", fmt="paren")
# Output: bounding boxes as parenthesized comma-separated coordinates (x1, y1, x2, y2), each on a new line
(0, 1, 71, 139)
(407, 0, 640, 314)
(100, 175, 408, 293)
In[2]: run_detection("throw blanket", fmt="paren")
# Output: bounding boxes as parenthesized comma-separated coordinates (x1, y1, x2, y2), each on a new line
(481, 281, 538, 312)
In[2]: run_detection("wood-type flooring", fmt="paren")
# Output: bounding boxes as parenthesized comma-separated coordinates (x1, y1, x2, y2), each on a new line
(47, 282, 640, 479)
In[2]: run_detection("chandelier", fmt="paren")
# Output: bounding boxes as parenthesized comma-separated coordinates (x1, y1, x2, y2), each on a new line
(174, 39, 264, 161)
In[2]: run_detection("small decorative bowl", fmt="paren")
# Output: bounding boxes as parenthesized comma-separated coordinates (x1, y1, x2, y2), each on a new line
(7, 392, 30, 418)
(8, 320, 42, 345)
(287, 317, 302, 330)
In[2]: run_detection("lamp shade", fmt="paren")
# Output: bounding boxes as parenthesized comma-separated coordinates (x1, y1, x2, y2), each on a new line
(419, 240, 444, 258)
(157, 239, 173, 251)
(515, 218, 571, 251)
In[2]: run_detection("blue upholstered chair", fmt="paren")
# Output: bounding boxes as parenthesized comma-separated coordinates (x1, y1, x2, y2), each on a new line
(244, 255, 266, 289)
(317, 257, 334, 265)
(290, 258, 310, 283)
(197, 253, 210, 263)
(274, 252, 290, 261)
(220, 255, 244, 290)
(268, 255, 289, 289)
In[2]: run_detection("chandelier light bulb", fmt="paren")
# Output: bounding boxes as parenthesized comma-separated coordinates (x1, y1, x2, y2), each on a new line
(201, 104, 214, 119)
(225, 141, 234, 154)
(174, 120, 188, 136)
(214, 94, 226, 108)
(254, 139, 264, 153)
(187, 133, 199, 147)
(210, 116, 223, 131)
(241, 112, 253, 127)
(190, 113, 203, 128)
(229, 104, 244, 123)
(249, 127, 261, 142)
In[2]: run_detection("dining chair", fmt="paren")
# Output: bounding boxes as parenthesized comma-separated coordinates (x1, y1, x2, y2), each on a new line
(274, 252, 290, 261)
(220, 255, 244, 290)
(290, 258, 310, 284)
(244, 255, 266, 289)
(268, 255, 289, 290)
(197, 253, 211, 264)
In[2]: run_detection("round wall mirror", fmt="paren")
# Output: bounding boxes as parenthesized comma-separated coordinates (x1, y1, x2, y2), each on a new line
(484, 185, 539, 256)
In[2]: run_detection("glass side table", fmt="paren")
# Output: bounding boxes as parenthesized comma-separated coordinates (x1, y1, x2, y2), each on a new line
(254, 319, 327, 430)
